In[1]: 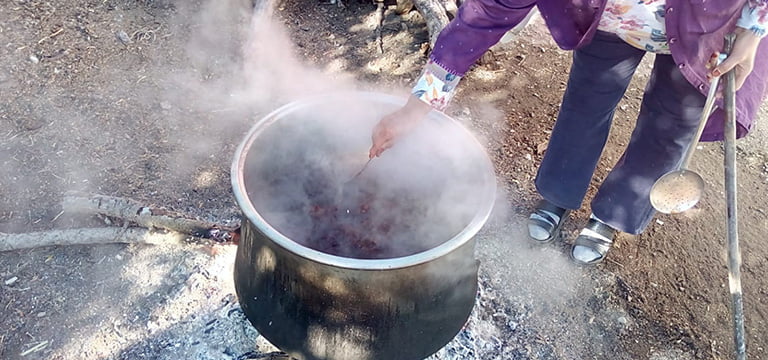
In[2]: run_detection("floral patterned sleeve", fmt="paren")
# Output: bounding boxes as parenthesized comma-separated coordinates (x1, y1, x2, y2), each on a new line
(737, 1, 768, 37)
(411, 57, 462, 111)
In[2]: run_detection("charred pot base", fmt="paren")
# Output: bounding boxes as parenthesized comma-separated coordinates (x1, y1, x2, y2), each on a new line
(234, 220, 479, 360)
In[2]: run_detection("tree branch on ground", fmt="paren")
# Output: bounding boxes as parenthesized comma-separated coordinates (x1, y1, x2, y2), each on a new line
(62, 193, 239, 241)
(0, 194, 241, 252)
(0, 228, 188, 252)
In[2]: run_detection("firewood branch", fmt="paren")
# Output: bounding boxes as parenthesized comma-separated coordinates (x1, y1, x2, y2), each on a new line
(62, 193, 239, 242)
(0, 228, 187, 252)
(0, 194, 241, 253)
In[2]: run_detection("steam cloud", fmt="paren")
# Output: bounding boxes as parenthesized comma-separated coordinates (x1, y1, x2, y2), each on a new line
(0, 1, 595, 357)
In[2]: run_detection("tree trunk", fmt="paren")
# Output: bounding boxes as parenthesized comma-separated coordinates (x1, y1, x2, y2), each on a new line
(440, 0, 458, 18)
(411, 0, 450, 47)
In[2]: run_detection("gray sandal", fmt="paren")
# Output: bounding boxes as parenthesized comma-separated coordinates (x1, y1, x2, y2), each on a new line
(571, 218, 616, 265)
(527, 200, 570, 244)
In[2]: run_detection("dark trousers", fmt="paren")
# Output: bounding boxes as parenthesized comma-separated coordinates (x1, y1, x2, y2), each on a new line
(535, 31, 707, 234)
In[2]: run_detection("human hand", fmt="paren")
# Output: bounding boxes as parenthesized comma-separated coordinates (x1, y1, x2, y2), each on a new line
(708, 28, 762, 90)
(368, 95, 432, 158)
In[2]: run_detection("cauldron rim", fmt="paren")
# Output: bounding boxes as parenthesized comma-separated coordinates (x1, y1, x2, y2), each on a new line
(231, 92, 496, 270)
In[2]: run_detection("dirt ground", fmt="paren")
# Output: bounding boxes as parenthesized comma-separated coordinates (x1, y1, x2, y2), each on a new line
(1, 0, 767, 359)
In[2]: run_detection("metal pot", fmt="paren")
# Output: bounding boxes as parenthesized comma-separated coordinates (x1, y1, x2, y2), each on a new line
(232, 92, 496, 360)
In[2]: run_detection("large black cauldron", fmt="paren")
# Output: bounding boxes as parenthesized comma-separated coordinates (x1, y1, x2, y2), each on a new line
(232, 92, 496, 360)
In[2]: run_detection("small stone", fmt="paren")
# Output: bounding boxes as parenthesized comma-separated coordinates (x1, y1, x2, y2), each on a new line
(21, 117, 46, 131)
(5, 276, 18, 286)
(524, 154, 532, 161)
(160, 101, 172, 110)
(116, 30, 131, 44)
(29, 55, 39, 64)
(618, 316, 628, 325)
(115, 254, 123, 260)
(37, 312, 46, 317)
(536, 142, 548, 155)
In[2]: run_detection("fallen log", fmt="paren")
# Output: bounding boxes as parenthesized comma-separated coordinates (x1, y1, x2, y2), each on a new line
(62, 193, 239, 243)
(0, 227, 187, 252)
(0, 194, 240, 252)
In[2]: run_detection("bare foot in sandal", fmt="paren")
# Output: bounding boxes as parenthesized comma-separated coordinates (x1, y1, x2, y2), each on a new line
(571, 215, 617, 265)
(528, 199, 570, 244)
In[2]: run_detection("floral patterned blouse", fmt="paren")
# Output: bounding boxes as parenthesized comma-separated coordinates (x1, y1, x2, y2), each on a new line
(414, 1, 768, 111)
(599, 0, 768, 53)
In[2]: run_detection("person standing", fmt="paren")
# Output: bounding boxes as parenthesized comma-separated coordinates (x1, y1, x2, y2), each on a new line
(369, 0, 768, 264)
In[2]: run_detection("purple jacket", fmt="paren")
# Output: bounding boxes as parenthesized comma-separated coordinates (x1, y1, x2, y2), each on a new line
(430, 0, 768, 141)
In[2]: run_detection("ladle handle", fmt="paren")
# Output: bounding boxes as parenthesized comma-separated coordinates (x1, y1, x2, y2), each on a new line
(350, 158, 373, 180)
(678, 53, 727, 169)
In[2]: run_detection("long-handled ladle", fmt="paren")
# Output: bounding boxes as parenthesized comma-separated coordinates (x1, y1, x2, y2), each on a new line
(649, 53, 727, 214)
(337, 158, 374, 214)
